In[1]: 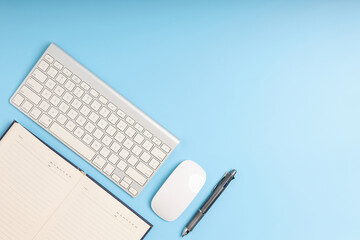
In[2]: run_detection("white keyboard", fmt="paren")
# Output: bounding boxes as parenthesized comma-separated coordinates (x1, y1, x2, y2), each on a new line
(10, 43, 179, 197)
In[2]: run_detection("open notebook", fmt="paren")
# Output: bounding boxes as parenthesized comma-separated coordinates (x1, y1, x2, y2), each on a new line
(0, 121, 152, 240)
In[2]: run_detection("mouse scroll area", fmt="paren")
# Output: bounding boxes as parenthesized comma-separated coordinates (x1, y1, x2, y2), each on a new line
(188, 174, 206, 193)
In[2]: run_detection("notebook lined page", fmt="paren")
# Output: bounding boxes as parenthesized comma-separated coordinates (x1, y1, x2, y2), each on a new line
(0, 123, 83, 240)
(34, 176, 151, 240)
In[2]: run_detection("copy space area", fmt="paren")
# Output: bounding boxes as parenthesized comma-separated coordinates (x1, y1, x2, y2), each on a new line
(0, 1, 359, 239)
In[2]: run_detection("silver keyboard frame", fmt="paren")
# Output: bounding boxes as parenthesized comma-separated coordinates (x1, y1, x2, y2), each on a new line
(10, 43, 180, 197)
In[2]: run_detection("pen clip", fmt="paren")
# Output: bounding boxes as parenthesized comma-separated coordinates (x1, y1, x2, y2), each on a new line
(212, 172, 228, 192)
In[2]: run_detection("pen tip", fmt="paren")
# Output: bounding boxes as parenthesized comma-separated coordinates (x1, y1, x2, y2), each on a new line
(182, 229, 189, 237)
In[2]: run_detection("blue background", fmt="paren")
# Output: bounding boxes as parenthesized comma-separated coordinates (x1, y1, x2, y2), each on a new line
(0, 0, 359, 239)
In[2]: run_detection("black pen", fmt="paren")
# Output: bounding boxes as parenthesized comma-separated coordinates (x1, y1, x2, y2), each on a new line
(182, 169, 237, 237)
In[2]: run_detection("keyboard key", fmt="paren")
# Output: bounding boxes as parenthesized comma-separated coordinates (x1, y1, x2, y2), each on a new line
(140, 152, 151, 162)
(81, 82, 90, 90)
(73, 87, 84, 98)
(12, 94, 24, 106)
(30, 107, 41, 119)
(142, 140, 153, 151)
(151, 147, 166, 161)
(99, 107, 110, 118)
(59, 102, 69, 113)
(26, 77, 43, 93)
(125, 127, 136, 138)
(63, 92, 73, 103)
(161, 144, 171, 153)
(71, 99, 82, 109)
(49, 107, 59, 118)
(91, 140, 101, 151)
(103, 163, 115, 175)
(44, 54, 54, 63)
(128, 155, 138, 166)
(82, 134, 93, 144)
(109, 154, 119, 164)
(74, 127, 84, 138)
(115, 132, 125, 142)
(72, 75, 81, 83)
(91, 100, 101, 111)
(65, 120, 76, 131)
(125, 116, 135, 125)
(76, 115, 86, 126)
(132, 145, 142, 156)
(82, 93, 92, 104)
(134, 123, 143, 132)
(152, 137, 161, 146)
(126, 167, 146, 186)
(39, 114, 52, 127)
(117, 160, 127, 171)
(134, 134, 144, 144)
(38, 60, 49, 71)
(59, 113, 69, 124)
(112, 174, 121, 182)
(41, 89, 51, 100)
(90, 89, 99, 97)
(39, 101, 50, 111)
(101, 135, 112, 146)
(123, 139, 134, 149)
(117, 120, 127, 131)
(57, 114, 67, 124)
(32, 69, 47, 82)
(144, 130, 152, 139)
(89, 112, 99, 122)
(110, 142, 121, 153)
(54, 85, 65, 96)
(45, 79, 56, 89)
(149, 158, 160, 169)
(50, 96, 61, 106)
(93, 155, 106, 168)
(100, 147, 110, 158)
(99, 96, 108, 104)
(108, 113, 118, 124)
(108, 102, 117, 111)
(21, 101, 33, 112)
(106, 125, 116, 136)
(47, 67, 58, 78)
(129, 187, 137, 195)
(117, 109, 126, 118)
(56, 74, 66, 84)
(54, 61, 63, 70)
(136, 162, 153, 178)
(20, 86, 41, 104)
(80, 105, 91, 116)
(123, 177, 132, 184)
(97, 119, 108, 129)
(85, 122, 95, 133)
(93, 129, 104, 139)
(119, 149, 129, 159)
(65, 80, 75, 91)
(63, 68, 72, 77)
(120, 180, 129, 188)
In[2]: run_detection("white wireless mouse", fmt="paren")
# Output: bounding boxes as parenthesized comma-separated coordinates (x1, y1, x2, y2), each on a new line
(151, 160, 206, 221)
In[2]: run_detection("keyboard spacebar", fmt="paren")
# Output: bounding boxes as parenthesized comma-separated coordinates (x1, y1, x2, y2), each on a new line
(50, 123, 96, 161)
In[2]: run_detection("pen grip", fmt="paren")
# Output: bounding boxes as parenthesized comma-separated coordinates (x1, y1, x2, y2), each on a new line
(201, 187, 224, 213)
(186, 211, 204, 231)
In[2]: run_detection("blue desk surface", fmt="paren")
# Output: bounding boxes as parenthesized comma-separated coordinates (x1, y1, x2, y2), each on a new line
(1, 1, 359, 239)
